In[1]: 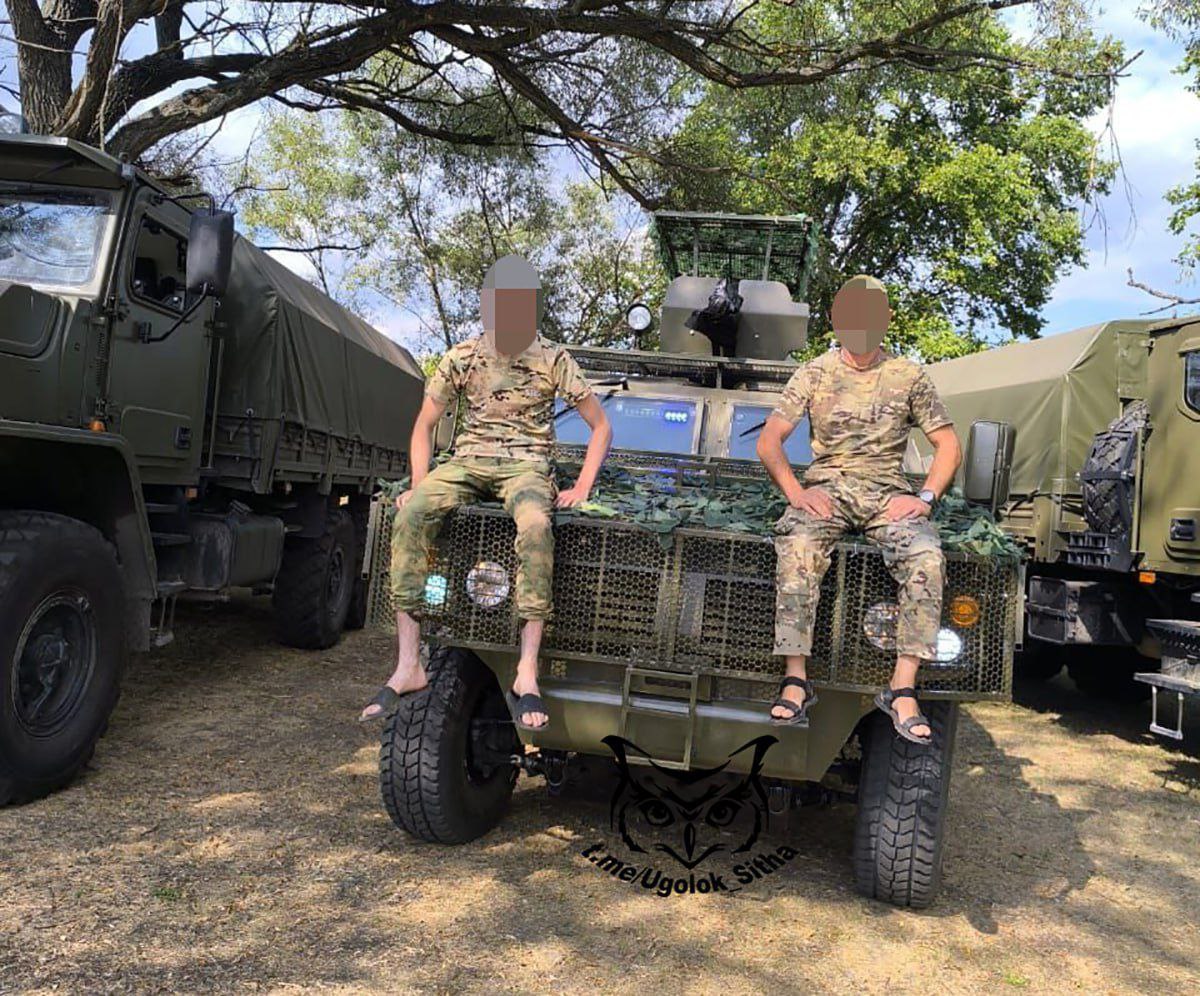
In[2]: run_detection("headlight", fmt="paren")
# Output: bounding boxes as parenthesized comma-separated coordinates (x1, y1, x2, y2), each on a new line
(466, 561, 510, 608)
(932, 627, 964, 664)
(947, 595, 981, 628)
(424, 573, 448, 607)
(863, 601, 899, 651)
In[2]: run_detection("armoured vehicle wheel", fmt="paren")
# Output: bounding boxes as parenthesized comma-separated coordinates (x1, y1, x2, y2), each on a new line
(0, 511, 126, 805)
(853, 700, 958, 909)
(1066, 648, 1153, 703)
(272, 508, 356, 649)
(379, 646, 519, 843)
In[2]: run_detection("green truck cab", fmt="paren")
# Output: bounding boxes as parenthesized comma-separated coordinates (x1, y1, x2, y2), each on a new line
(916, 319, 1200, 737)
(0, 135, 424, 804)
(365, 213, 1023, 907)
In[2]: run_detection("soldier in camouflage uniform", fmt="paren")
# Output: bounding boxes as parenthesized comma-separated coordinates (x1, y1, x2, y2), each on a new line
(757, 275, 961, 744)
(361, 256, 613, 728)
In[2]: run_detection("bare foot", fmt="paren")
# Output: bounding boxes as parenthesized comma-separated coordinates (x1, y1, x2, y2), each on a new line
(889, 683, 931, 740)
(359, 663, 428, 721)
(510, 670, 547, 729)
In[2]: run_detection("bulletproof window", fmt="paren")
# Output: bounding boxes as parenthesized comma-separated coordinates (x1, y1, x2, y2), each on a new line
(556, 396, 700, 454)
(129, 214, 190, 314)
(1186, 351, 1200, 415)
(728, 403, 812, 465)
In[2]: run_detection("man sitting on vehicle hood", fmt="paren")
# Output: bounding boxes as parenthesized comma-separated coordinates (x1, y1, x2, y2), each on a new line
(360, 255, 613, 730)
(756, 275, 962, 745)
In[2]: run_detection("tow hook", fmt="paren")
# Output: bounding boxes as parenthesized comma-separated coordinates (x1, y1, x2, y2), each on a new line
(767, 784, 792, 815)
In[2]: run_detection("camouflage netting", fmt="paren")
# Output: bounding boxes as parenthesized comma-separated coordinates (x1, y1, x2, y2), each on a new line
(384, 458, 1023, 561)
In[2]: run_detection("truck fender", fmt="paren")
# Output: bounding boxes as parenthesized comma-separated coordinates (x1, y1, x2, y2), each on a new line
(0, 420, 157, 650)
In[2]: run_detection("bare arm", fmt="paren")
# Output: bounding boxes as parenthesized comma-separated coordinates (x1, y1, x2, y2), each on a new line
(397, 395, 448, 507)
(885, 424, 962, 520)
(556, 393, 612, 508)
(922, 424, 961, 498)
(756, 415, 833, 517)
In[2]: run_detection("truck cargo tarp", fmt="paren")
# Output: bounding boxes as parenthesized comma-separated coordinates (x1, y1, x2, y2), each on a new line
(215, 238, 423, 452)
(915, 322, 1149, 498)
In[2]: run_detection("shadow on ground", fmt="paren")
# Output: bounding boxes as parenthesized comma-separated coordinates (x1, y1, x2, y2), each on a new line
(1, 600, 1198, 994)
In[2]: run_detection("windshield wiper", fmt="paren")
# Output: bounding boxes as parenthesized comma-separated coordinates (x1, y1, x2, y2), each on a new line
(555, 377, 628, 420)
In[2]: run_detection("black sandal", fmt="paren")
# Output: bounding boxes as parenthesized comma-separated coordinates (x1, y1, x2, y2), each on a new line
(506, 689, 550, 732)
(874, 686, 933, 745)
(358, 684, 422, 723)
(769, 676, 818, 727)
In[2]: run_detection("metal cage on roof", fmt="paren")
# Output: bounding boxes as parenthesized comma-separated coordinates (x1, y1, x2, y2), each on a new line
(651, 211, 821, 301)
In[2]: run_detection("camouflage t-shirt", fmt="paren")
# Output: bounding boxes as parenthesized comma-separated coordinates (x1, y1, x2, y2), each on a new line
(426, 334, 594, 460)
(772, 348, 952, 488)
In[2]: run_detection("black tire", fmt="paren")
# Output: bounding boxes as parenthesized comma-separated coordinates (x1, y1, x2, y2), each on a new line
(0, 511, 126, 805)
(380, 646, 519, 844)
(1067, 647, 1153, 703)
(1014, 640, 1064, 682)
(272, 508, 356, 649)
(853, 701, 958, 909)
(343, 501, 370, 632)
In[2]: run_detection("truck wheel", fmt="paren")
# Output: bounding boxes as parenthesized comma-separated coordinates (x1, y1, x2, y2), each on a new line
(1067, 648, 1153, 703)
(272, 509, 356, 649)
(379, 646, 519, 843)
(0, 511, 126, 805)
(853, 700, 959, 909)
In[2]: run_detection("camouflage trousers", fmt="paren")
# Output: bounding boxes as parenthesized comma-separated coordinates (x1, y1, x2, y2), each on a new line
(773, 477, 945, 660)
(391, 456, 556, 620)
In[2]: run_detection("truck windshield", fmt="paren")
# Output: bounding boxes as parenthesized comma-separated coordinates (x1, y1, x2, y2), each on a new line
(0, 189, 115, 292)
(728, 403, 812, 465)
(556, 395, 699, 453)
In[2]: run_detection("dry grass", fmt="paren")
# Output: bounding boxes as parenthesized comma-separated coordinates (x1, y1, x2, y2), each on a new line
(2, 598, 1199, 995)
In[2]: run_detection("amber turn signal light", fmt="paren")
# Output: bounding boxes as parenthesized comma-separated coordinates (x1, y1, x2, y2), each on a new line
(947, 595, 981, 627)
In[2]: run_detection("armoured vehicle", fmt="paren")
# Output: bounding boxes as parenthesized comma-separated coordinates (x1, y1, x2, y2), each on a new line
(365, 212, 1023, 908)
(0, 135, 424, 804)
(915, 320, 1200, 738)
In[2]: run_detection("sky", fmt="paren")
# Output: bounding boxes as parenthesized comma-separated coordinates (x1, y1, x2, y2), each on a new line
(1036, 3, 1200, 332)
(3, 2, 1200, 348)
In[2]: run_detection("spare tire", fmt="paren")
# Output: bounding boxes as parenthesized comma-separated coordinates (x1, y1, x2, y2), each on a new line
(1080, 401, 1150, 538)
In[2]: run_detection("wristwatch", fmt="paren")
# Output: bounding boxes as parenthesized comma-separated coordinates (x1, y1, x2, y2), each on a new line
(918, 488, 937, 507)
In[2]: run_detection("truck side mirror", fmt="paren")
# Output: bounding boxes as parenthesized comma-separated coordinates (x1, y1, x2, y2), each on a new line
(187, 211, 235, 296)
(964, 420, 1015, 513)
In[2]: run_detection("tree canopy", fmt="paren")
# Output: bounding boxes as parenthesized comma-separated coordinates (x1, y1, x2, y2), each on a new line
(654, 1, 1122, 353)
(4, 0, 1111, 208)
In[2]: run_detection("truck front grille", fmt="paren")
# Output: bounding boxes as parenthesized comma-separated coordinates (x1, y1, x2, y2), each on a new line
(366, 504, 1017, 700)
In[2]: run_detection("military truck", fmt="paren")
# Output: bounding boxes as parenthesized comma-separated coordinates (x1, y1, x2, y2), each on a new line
(364, 212, 1022, 908)
(913, 320, 1200, 738)
(0, 134, 424, 804)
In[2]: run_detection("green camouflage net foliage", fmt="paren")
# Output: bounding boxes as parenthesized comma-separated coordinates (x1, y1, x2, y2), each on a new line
(385, 458, 1023, 561)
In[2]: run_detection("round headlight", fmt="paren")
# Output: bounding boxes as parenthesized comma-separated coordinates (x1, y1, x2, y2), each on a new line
(466, 561, 510, 608)
(424, 573, 448, 607)
(933, 627, 964, 664)
(863, 601, 899, 651)
(625, 302, 653, 333)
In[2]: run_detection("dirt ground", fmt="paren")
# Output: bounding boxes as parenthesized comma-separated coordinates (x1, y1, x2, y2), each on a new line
(2, 599, 1199, 996)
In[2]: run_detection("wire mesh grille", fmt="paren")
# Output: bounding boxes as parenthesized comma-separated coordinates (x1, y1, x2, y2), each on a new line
(367, 502, 1017, 700)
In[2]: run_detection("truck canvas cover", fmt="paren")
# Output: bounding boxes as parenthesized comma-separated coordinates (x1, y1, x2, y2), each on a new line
(215, 238, 422, 453)
(921, 321, 1153, 498)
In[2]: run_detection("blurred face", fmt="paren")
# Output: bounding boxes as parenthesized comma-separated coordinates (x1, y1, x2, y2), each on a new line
(830, 284, 889, 355)
(482, 287, 538, 355)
